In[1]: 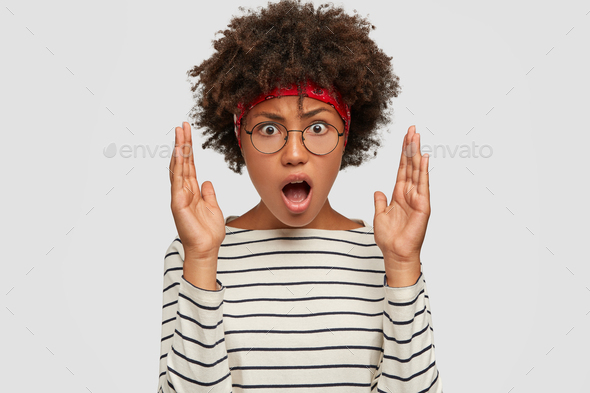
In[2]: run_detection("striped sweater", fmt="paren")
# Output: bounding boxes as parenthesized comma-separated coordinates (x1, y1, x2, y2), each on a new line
(158, 216, 442, 392)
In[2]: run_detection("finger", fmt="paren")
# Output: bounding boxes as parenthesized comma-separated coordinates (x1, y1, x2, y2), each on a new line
(405, 126, 415, 189)
(395, 130, 408, 184)
(171, 144, 184, 199)
(183, 122, 200, 202)
(374, 191, 388, 214)
(181, 129, 194, 197)
(174, 125, 185, 179)
(412, 132, 422, 185)
(201, 180, 219, 209)
(169, 126, 180, 185)
(418, 153, 430, 197)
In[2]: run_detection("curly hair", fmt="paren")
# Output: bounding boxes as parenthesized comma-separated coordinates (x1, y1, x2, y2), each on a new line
(186, 0, 402, 174)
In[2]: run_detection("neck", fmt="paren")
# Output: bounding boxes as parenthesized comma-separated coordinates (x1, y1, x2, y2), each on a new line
(244, 198, 344, 230)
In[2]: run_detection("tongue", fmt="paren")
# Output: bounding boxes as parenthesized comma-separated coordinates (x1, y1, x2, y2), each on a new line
(283, 183, 309, 203)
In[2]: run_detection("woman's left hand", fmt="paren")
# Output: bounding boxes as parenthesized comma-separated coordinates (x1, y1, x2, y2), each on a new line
(373, 125, 431, 277)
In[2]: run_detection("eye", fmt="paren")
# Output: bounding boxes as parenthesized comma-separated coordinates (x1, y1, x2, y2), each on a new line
(255, 122, 282, 136)
(305, 122, 329, 135)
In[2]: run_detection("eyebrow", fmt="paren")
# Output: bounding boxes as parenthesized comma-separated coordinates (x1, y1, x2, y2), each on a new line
(251, 107, 333, 121)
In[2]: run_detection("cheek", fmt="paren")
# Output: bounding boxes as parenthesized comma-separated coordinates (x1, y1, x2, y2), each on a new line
(312, 158, 342, 195)
(244, 157, 277, 193)
(330, 155, 345, 182)
(325, 164, 341, 189)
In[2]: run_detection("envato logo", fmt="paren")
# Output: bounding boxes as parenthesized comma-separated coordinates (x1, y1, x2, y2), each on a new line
(102, 141, 493, 159)
(404, 141, 493, 158)
(103, 143, 193, 158)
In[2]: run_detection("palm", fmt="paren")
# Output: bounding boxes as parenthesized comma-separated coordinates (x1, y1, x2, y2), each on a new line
(374, 126, 431, 263)
(170, 122, 226, 256)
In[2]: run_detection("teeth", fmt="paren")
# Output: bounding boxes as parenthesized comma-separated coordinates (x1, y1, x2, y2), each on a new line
(290, 180, 304, 184)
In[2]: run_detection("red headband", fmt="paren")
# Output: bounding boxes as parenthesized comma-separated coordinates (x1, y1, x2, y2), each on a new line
(233, 79, 351, 149)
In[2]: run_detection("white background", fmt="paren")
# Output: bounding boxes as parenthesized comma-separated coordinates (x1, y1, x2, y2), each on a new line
(1, 0, 589, 392)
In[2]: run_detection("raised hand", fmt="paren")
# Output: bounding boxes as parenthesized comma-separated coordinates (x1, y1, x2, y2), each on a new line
(373, 125, 431, 286)
(169, 122, 226, 260)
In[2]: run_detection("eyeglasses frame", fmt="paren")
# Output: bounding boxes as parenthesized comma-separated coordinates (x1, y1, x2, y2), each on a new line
(244, 120, 345, 155)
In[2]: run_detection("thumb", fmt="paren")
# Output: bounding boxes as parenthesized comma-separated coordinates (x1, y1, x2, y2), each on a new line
(200, 181, 219, 208)
(374, 191, 387, 215)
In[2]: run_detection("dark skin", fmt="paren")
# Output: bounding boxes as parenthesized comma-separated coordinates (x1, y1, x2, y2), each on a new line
(169, 98, 430, 289)
(227, 96, 359, 231)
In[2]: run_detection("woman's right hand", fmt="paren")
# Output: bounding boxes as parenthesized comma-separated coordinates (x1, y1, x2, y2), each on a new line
(170, 122, 226, 261)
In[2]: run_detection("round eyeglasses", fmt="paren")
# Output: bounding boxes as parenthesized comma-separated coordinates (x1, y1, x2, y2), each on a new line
(244, 121, 344, 155)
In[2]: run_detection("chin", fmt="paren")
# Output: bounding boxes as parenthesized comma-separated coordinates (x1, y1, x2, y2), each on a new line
(275, 194, 327, 229)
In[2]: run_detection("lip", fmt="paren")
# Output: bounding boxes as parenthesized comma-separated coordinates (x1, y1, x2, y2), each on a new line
(281, 186, 313, 214)
(280, 172, 313, 214)
(280, 172, 313, 190)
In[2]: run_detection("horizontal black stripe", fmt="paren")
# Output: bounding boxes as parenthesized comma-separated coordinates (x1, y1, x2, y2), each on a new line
(371, 378, 379, 391)
(219, 249, 383, 260)
(347, 228, 374, 234)
(161, 333, 173, 342)
(163, 300, 178, 309)
(162, 317, 175, 325)
(179, 292, 223, 311)
(220, 235, 377, 248)
(167, 379, 176, 392)
(224, 227, 374, 235)
(177, 311, 223, 330)
(225, 326, 383, 335)
(226, 280, 383, 289)
(223, 310, 383, 319)
(224, 228, 252, 235)
(383, 305, 426, 325)
(172, 345, 228, 368)
(227, 344, 383, 353)
(232, 381, 371, 389)
(167, 365, 230, 386)
(419, 369, 440, 393)
(230, 363, 378, 371)
(164, 251, 180, 260)
(164, 266, 182, 276)
(383, 344, 432, 363)
(163, 282, 179, 293)
(381, 360, 436, 382)
(387, 288, 425, 307)
(377, 369, 439, 393)
(218, 265, 384, 275)
(174, 329, 225, 349)
(224, 295, 384, 304)
(383, 323, 429, 344)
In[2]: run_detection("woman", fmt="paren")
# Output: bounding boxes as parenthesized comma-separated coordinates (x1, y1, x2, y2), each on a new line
(158, 1, 442, 391)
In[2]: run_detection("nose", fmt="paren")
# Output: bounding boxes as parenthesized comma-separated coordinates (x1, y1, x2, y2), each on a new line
(281, 130, 309, 164)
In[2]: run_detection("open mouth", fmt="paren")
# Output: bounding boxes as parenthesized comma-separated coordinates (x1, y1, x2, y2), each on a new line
(282, 181, 311, 202)
(281, 181, 312, 213)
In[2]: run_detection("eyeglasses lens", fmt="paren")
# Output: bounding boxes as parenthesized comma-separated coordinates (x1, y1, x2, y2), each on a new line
(251, 122, 339, 155)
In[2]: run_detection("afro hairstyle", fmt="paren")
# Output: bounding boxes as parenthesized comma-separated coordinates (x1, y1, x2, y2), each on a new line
(186, 0, 402, 174)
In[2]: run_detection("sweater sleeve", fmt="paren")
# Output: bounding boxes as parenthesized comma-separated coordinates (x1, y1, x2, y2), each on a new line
(371, 268, 443, 393)
(157, 237, 233, 392)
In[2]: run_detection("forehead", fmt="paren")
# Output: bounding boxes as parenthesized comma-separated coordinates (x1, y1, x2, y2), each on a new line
(248, 96, 338, 119)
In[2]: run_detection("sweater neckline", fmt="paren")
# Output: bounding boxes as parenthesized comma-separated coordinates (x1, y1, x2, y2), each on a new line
(224, 215, 373, 234)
